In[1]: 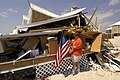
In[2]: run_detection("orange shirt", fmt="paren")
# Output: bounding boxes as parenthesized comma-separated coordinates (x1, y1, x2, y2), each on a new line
(69, 37, 82, 56)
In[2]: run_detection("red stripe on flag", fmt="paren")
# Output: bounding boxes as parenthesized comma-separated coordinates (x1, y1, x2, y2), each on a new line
(56, 47, 61, 67)
(56, 41, 70, 67)
(61, 42, 70, 56)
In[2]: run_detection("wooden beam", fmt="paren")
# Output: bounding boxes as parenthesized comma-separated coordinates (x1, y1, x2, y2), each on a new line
(0, 54, 70, 72)
(95, 53, 105, 67)
(87, 7, 97, 26)
(70, 23, 74, 28)
(78, 15, 80, 27)
(81, 13, 99, 31)
(29, 27, 63, 32)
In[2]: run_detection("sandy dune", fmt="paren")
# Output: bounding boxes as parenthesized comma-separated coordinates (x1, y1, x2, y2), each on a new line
(46, 70, 120, 80)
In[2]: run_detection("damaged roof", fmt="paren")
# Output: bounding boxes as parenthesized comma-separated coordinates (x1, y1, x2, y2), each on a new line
(17, 14, 79, 29)
(17, 7, 86, 29)
(30, 2, 59, 18)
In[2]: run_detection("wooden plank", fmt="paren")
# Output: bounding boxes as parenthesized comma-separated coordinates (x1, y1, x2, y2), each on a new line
(29, 27, 83, 33)
(40, 36, 48, 50)
(0, 54, 70, 71)
(82, 32, 101, 36)
(90, 33, 102, 52)
(0, 55, 55, 71)
(81, 13, 99, 31)
(48, 39, 58, 54)
(95, 53, 105, 67)
(22, 37, 39, 50)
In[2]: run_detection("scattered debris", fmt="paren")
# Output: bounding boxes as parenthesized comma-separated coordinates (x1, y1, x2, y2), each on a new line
(0, 2, 120, 80)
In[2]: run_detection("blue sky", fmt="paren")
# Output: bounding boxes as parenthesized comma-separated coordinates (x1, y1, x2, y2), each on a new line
(0, 0, 120, 33)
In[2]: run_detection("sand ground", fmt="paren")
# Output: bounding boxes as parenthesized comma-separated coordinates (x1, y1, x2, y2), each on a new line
(45, 70, 120, 80)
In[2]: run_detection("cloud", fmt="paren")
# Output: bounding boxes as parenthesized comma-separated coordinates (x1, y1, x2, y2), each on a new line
(86, 9, 120, 31)
(0, 8, 18, 18)
(2, 12, 9, 15)
(0, 13, 7, 18)
(60, 8, 70, 15)
(87, 9, 120, 23)
(0, 12, 9, 18)
(100, 21, 113, 31)
(97, 9, 114, 22)
(109, 0, 120, 6)
(8, 8, 18, 13)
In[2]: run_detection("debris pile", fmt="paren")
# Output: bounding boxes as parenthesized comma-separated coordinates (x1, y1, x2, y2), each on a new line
(0, 2, 120, 80)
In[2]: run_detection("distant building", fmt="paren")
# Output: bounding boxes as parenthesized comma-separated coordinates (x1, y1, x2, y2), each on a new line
(106, 27, 112, 33)
(105, 21, 120, 39)
(110, 21, 120, 36)
(105, 27, 114, 39)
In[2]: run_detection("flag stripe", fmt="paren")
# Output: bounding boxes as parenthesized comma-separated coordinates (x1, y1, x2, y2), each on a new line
(61, 46, 70, 60)
(56, 47, 60, 66)
(56, 33, 70, 67)
(62, 40, 68, 49)
(61, 41, 69, 51)
(61, 42, 70, 56)
(59, 46, 70, 65)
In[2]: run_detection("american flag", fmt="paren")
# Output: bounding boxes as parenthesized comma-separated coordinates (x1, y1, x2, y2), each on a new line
(56, 32, 71, 67)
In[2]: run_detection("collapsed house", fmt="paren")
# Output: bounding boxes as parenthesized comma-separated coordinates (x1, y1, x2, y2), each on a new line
(0, 2, 120, 79)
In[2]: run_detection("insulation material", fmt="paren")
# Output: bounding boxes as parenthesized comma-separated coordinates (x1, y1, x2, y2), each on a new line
(22, 37, 39, 50)
(91, 33, 102, 52)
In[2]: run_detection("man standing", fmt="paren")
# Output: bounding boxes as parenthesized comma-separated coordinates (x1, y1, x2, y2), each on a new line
(69, 31, 82, 75)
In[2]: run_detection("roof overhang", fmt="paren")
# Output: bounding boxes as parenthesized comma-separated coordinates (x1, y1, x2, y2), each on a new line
(17, 7, 86, 29)
(106, 27, 112, 31)
(110, 21, 120, 26)
(58, 7, 86, 18)
(0, 30, 60, 40)
(17, 14, 79, 29)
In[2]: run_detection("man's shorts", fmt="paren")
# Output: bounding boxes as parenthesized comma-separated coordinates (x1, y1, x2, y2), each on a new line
(71, 55, 81, 62)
